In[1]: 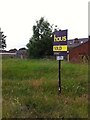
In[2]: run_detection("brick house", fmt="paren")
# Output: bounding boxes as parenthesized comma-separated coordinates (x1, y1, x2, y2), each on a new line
(67, 38, 90, 63)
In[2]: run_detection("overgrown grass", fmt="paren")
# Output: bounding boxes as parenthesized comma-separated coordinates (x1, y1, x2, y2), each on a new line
(2, 58, 88, 118)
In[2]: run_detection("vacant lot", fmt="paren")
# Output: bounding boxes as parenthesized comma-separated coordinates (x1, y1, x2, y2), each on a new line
(2, 58, 88, 118)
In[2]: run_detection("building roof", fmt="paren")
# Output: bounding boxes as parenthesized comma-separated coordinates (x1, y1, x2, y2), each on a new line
(0, 52, 16, 55)
(67, 38, 88, 48)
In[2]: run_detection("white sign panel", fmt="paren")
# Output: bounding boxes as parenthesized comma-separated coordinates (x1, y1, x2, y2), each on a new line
(57, 56, 64, 60)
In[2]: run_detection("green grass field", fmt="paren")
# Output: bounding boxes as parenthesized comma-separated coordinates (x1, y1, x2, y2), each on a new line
(2, 58, 88, 118)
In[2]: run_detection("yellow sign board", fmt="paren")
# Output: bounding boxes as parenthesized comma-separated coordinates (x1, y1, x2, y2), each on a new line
(53, 45, 67, 52)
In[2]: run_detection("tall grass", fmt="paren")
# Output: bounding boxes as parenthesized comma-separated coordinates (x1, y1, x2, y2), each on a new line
(2, 58, 88, 118)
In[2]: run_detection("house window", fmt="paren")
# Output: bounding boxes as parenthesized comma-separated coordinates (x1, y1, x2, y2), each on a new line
(79, 54, 89, 63)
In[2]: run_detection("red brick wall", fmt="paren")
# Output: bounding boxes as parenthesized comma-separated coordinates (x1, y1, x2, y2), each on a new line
(69, 41, 90, 63)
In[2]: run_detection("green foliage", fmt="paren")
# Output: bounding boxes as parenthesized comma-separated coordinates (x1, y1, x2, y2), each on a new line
(0, 31, 7, 49)
(26, 17, 53, 58)
(2, 59, 88, 118)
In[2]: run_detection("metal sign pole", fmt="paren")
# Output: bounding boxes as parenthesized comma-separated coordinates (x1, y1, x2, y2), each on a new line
(58, 60, 61, 94)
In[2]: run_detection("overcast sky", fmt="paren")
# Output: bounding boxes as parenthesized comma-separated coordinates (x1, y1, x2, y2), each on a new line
(0, 0, 89, 50)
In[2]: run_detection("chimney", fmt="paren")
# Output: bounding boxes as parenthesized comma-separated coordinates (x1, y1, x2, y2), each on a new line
(88, 36, 90, 40)
(74, 38, 79, 43)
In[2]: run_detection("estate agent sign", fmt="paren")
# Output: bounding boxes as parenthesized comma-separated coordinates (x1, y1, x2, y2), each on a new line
(53, 29, 68, 94)
(53, 30, 68, 56)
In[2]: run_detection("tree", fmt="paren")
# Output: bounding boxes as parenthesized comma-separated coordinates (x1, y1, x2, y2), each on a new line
(26, 17, 53, 58)
(0, 28, 7, 50)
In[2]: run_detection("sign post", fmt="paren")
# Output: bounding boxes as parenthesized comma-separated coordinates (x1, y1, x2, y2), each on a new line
(53, 30, 68, 94)
(58, 59, 61, 93)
